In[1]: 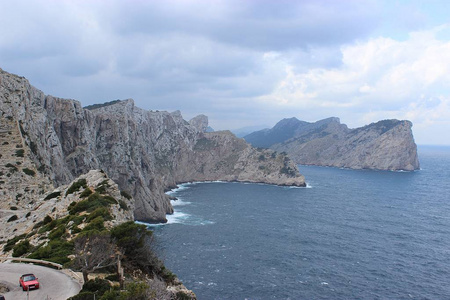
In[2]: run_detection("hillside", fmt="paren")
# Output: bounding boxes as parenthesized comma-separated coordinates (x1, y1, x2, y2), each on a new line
(244, 117, 420, 171)
(0, 170, 195, 299)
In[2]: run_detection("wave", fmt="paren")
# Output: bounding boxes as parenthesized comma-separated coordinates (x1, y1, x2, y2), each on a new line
(284, 183, 312, 189)
(171, 198, 192, 206)
(138, 211, 214, 227)
(166, 211, 190, 224)
(166, 183, 192, 195)
(135, 211, 190, 227)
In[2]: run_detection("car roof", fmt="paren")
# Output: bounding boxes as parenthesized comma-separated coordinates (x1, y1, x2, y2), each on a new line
(21, 273, 35, 277)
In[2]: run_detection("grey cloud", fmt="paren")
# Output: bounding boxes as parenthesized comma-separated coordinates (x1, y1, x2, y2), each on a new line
(103, 0, 381, 51)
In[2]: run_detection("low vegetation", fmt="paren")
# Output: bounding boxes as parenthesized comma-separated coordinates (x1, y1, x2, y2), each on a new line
(7, 215, 18, 222)
(66, 178, 88, 196)
(22, 168, 36, 176)
(44, 191, 61, 200)
(15, 149, 25, 157)
(84, 100, 121, 110)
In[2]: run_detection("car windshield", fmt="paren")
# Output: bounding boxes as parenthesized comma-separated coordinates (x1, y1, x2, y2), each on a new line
(23, 275, 36, 281)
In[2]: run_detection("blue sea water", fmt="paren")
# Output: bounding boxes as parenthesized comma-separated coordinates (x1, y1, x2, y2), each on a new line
(151, 145, 450, 299)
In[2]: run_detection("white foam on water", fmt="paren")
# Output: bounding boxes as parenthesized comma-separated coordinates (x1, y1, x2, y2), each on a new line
(136, 211, 190, 227)
(285, 183, 312, 189)
(170, 198, 192, 206)
(166, 183, 192, 195)
(166, 211, 190, 224)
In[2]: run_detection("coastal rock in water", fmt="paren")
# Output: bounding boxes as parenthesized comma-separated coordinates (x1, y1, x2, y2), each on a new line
(0, 67, 305, 223)
(245, 117, 420, 171)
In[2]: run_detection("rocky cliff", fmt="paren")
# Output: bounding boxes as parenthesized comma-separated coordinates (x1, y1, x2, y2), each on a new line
(245, 117, 420, 171)
(0, 68, 305, 223)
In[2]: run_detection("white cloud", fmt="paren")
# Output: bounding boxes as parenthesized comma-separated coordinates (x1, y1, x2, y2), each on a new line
(258, 25, 450, 144)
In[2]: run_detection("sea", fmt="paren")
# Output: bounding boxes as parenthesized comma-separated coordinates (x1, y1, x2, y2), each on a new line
(148, 145, 450, 299)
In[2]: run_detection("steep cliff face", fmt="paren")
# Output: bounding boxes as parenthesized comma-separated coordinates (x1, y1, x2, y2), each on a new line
(0, 68, 305, 223)
(245, 117, 420, 171)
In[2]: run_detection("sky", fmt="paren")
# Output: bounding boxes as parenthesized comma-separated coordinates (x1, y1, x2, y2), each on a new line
(1, 0, 449, 145)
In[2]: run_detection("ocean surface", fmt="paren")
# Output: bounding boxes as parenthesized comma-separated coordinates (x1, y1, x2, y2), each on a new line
(150, 145, 450, 299)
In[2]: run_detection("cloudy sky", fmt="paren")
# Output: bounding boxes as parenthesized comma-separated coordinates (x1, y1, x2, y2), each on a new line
(1, 0, 449, 145)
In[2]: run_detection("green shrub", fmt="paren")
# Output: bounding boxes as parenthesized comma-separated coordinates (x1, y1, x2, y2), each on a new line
(12, 240, 31, 257)
(81, 278, 111, 295)
(71, 227, 82, 234)
(66, 178, 87, 196)
(110, 222, 161, 275)
(80, 188, 93, 198)
(3, 234, 26, 252)
(69, 199, 90, 215)
(32, 220, 44, 230)
(23, 168, 36, 176)
(280, 166, 296, 177)
(176, 291, 193, 300)
(25, 212, 31, 218)
(103, 195, 118, 205)
(83, 216, 105, 232)
(160, 266, 177, 284)
(120, 190, 132, 200)
(48, 225, 66, 240)
(43, 215, 53, 225)
(5, 163, 17, 172)
(68, 201, 77, 211)
(28, 239, 74, 265)
(38, 219, 57, 233)
(29, 141, 37, 154)
(44, 191, 61, 200)
(87, 207, 112, 222)
(70, 215, 86, 226)
(7, 215, 18, 222)
(118, 200, 128, 211)
(95, 180, 110, 194)
(70, 193, 117, 215)
(104, 273, 119, 281)
(15, 149, 25, 157)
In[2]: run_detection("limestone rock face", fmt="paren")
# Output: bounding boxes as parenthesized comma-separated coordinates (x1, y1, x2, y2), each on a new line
(0, 68, 305, 223)
(189, 114, 208, 132)
(0, 169, 134, 247)
(245, 117, 420, 171)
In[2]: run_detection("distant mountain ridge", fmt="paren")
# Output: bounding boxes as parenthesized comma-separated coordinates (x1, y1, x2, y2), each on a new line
(244, 117, 420, 171)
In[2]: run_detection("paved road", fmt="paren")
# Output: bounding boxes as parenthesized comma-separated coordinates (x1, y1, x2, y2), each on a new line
(0, 262, 81, 300)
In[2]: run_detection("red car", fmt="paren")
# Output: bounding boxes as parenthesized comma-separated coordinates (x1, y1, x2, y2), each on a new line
(19, 273, 39, 291)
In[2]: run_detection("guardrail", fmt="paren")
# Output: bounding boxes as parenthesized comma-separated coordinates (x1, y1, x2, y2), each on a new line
(0, 257, 63, 269)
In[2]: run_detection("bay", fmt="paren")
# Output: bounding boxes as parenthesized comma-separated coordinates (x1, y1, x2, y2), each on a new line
(152, 145, 450, 299)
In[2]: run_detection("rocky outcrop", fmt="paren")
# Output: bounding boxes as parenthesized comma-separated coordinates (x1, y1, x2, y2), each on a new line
(245, 117, 420, 171)
(0, 68, 305, 223)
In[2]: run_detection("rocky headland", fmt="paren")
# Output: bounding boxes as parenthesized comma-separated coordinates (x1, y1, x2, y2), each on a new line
(0, 67, 305, 224)
(244, 117, 420, 171)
